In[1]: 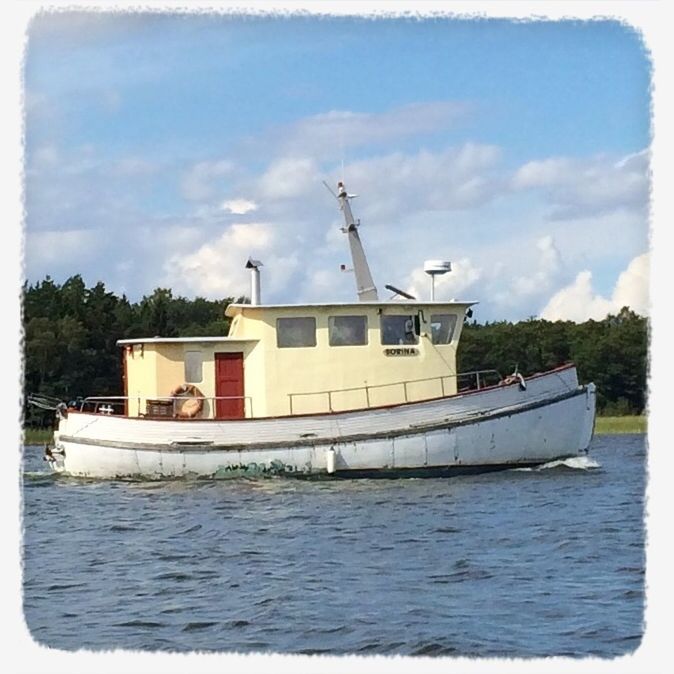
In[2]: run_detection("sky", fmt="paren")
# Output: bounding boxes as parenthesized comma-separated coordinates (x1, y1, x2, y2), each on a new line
(23, 11, 652, 323)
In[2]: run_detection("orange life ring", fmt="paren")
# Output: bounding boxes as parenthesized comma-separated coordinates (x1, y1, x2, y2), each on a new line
(170, 383, 204, 418)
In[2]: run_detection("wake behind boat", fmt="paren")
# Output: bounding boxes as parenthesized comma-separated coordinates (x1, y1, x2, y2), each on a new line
(32, 181, 596, 479)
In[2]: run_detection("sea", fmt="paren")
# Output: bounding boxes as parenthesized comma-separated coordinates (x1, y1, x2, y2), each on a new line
(21, 434, 645, 658)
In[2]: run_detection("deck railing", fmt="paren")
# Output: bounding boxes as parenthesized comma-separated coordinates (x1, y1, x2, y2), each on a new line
(287, 369, 502, 415)
(76, 369, 502, 419)
(79, 395, 254, 419)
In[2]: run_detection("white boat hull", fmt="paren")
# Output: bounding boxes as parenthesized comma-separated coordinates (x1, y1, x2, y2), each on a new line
(49, 366, 596, 479)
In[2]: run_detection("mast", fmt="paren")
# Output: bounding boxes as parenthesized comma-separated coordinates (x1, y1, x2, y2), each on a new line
(335, 181, 379, 302)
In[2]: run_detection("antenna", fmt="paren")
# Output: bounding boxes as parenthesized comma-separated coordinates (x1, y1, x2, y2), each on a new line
(339, 132, 345, 182)
(322, 180, 338, 200)
(424, 260, 451, 301)
(328, 181, 379, 302)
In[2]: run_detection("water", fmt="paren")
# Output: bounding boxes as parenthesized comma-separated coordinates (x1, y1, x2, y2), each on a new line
(22, 435, 645, 657)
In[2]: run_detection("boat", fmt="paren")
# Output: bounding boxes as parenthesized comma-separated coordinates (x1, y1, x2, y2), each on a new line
(32, 181, 596, 479)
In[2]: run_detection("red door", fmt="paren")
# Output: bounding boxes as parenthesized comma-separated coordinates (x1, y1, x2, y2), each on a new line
(215, 353, 245, 419)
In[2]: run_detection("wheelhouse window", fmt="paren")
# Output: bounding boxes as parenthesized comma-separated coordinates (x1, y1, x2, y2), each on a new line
(277, 317, 317, 348)
(380, 315, 418, 345)
(430, 314, 458, 344)
(184, 350, 203, 383)
(329, 315, 368, 346)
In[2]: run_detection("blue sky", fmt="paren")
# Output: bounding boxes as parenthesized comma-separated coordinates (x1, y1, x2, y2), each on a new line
(23, 11, 652, 322)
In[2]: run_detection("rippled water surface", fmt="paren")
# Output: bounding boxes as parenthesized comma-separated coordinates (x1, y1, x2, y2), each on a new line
(22, 435, 645, 657)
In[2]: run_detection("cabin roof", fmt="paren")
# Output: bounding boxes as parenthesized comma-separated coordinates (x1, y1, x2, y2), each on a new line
(116, 336, 259, 346)
(225, 300, 478, 317)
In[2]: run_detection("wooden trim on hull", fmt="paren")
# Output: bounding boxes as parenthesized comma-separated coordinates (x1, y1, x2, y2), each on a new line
(58, 385, 591, 454)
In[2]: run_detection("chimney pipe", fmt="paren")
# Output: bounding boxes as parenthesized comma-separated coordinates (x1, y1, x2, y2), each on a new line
(245, 258, 263, 305)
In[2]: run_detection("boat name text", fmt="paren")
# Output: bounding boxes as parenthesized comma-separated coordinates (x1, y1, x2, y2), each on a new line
(383, 348, 419, 357)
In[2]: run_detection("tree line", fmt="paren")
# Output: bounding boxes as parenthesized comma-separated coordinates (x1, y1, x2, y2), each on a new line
(22, 275, 648, 427)
(457, 310, 648, 415)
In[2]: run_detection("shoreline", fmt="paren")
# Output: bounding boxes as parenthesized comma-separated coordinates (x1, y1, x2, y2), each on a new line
(593, 416, 647, 435)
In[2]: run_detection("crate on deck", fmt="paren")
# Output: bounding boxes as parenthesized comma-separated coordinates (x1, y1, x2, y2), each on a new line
(145, 399, 174, 418)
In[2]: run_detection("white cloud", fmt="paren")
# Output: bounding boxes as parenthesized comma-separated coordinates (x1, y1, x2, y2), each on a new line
(335, 142, 503, 223)
(262, 101, 469, 158)
(539, 271, 614, 322)
(304, 267, 344, 299)
(25, 229, 101, 270)
(176, 141, 504, 304)
(148, 222, 205, 251)
(463, 234, 569, 319)
(512, 157, 573, 189)
(540, 208, 648, 267)
(511, 150, 650, 219)
(257, 157, 319, 201)
(540, 252, 649, 322)
(221, 199, 257, 215)
(180, 160, 236, 202)
(509, 235, 563, 298)
(612, 253, 650, 316)
(407, 257, 482, 301)
(163, 223, 278, 298)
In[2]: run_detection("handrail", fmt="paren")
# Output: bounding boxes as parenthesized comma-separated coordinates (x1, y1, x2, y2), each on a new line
(80, 395, 254, 418)
(287, 369, 502, 414)
(79, 369, 503, 418)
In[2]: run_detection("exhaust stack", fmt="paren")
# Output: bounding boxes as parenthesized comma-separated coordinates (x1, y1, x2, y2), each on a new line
(246, 258, 263, 305)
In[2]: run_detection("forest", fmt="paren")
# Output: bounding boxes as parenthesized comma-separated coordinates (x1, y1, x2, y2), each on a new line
(22, 275, 648, 428)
